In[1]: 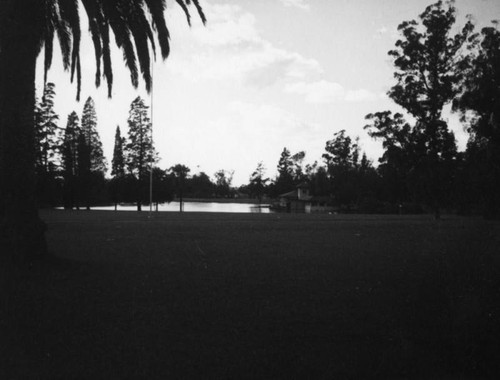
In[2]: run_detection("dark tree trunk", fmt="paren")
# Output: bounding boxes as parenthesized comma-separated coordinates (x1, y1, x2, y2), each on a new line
(136, 178, 142, 211)
(0, 1, 47, 262)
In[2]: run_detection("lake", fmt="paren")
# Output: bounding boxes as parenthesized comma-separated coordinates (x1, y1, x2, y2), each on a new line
(92, 201, 273, 213)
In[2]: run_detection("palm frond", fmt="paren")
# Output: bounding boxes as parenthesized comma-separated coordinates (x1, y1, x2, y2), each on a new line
(43, 1, 57, 86)
(123, 1, 154, 91)
(54, 17, 72, 71)
(104, 1, 139, 89)
(76, 56, 82, 101)
(131, 1, 157, 59)
(43, 35, 54, 87)
(43, 0, 205, 99)
(58, 0, 81, 99)
(81, 0, 103, 88)
(175, 0, 192, 26)
(189, 0, 207, 25)
(108, 20, 139, 88)
(129, 24, 152, 91)
(144, 0, 171, 59)
(101, 19, 114, 97)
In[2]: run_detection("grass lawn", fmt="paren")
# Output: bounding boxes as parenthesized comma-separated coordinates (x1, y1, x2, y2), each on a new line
(1, 211, 500, 378)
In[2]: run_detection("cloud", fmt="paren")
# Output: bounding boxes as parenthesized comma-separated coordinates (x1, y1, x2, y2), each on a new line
(345, 89, 381, 102)
(168, 3, 380, 106)
(285, 80, 382, 103)
(191, 4, 261, 46)
(376, 26, 388, 35)
(285, 80, 344, 103)
(374, 25, 400, 40)
(167, 3, 321, 85)
(278, 0, 310, 11)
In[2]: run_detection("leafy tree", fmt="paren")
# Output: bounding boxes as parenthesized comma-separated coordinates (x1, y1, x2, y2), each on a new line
(387, 0, 474, 217)
(125, 96, 157, 211)
(214, 170, 234, 198)
(248, 162, 269, 202)
(323, 130, 359, 171)
(61, 111, 81, 209)
(290, 151, 306, 183)
(322, 130, 361, 208)
(307, 164, 330, 197)
(187, 172, 215, 198)
(364, 111, 417, 204)
(151, 167, 174, 210)
(453, 24, 500, 218)
(170, 164, 191, 212)
(0, 0, 205, 260)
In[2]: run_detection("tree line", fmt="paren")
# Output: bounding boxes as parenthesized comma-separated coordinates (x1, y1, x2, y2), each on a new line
(249, 1, 500, 219)
(33, 0, 500, 220)
(34, 88, 239, 211)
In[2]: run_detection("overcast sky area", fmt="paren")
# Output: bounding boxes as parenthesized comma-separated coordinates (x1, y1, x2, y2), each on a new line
(38, 0, 500, 186)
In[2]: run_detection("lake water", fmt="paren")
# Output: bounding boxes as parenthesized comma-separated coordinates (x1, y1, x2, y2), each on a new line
(92, 201, 273, 213)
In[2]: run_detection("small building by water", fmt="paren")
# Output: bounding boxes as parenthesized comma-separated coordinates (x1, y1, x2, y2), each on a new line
(275, 183, 335, 213)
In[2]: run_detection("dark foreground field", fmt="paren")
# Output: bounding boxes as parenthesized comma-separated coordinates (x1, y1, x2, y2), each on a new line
(1, 211, 500, 379)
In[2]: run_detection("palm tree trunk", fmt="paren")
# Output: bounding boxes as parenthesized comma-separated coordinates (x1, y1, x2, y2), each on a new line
(0, 1, 47, 262)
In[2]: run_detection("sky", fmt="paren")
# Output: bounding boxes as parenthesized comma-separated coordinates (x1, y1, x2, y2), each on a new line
(38, 0, 500, 186)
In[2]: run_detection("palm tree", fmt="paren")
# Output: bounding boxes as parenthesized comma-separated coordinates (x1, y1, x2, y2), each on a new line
(0, 0, 205, 261)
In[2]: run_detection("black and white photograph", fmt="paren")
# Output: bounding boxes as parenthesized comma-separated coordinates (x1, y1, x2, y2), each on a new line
(1, 0, 500, 378)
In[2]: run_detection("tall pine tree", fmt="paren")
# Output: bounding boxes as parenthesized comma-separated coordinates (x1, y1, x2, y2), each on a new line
(111, 125, 125, 177)
(61, 111, 81, 209)
(34, 82, 63, 206)
(79, 97, 107, 209)
(35, 82, 61, 174)
(81, 97, 107, 174)
(110, 125, 126, 210)
(125, 96, 157, 211)
(273, 147, 294, 197)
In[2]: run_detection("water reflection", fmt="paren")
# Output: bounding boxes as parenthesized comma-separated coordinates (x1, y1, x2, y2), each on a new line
(92, 201, 272, 213)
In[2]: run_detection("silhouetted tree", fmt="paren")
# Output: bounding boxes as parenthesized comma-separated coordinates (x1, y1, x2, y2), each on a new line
(364, 111, 417, 204)
(34, 82, 63, 206)
(323, 130, 361, 209)
(61, 111, 81, 209)
(387, 0, 474, 217)
(81, 97, 106, 174)
(125, 96, 157, 211)
(151, 167, 174, 210)
(272, 147, 295, 197)
(79, 97, 107, 210)
(248, 162, 269, 202)
(291, 151, 307, 183)
(214, 169, 234, 198)
(453, 23, 500, 218)
(0, 0, 205, 260)
(187, 172, 215, 198)
(35, 82, 61, 175)
(111, 125, 125, 177)
(170, 164, 191, 212)
(109, 125, 126, 210)
(305, 162, 330, 197)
